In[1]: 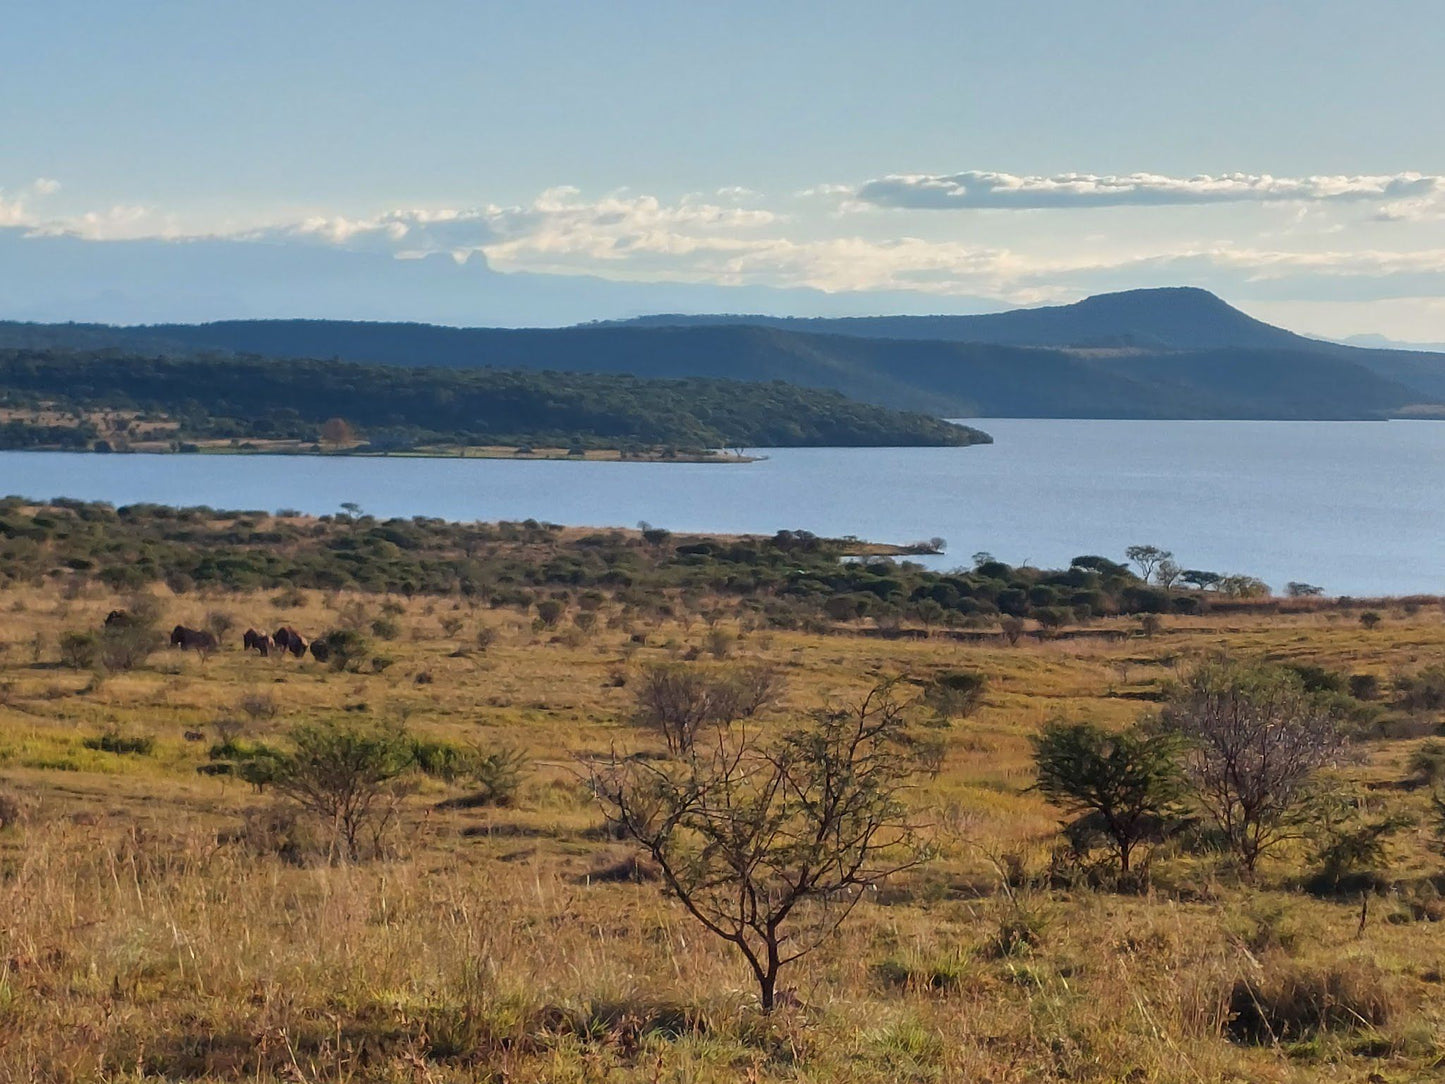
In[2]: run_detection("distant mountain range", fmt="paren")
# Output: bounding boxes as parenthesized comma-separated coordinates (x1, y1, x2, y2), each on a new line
(2, 287, 1441, 419)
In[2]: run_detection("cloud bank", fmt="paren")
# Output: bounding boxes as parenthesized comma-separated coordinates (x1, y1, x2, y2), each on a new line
(855, 170, 1442, 210)
(6, 169, 1445, 334)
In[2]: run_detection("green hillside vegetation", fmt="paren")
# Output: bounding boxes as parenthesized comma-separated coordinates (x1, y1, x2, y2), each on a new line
(2, 498, 1243, 628)
(1, 287, 1437, 416)
(0, 349, 987, 452)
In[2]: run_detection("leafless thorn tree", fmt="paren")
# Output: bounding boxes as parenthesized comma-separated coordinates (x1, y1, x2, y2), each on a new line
(593, 678, 931, 1011)
(1161, 660, 1344, 872)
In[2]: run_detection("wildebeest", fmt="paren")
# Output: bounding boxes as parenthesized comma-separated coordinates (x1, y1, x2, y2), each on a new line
(242, 628, 275, 656)
(104, 609, 134, 628)
(273, 626, 308, 657)
(170, 625, 218, 652)
(309, 637, 332, 664)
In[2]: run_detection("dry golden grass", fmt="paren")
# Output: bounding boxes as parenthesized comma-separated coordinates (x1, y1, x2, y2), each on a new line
(1, 582, 1444, 1082)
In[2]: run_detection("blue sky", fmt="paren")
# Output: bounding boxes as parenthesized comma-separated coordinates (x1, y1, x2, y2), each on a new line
(4, 1, 1445, 335)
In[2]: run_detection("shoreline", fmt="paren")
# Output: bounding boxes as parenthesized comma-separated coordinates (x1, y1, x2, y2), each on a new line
(0, 442, 764, 464)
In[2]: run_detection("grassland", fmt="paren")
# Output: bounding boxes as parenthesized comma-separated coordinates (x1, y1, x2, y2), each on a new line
(1, 564, 1443, 1081)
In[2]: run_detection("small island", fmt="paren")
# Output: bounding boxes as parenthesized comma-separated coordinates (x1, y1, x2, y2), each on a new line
(0, 348, 991, 459)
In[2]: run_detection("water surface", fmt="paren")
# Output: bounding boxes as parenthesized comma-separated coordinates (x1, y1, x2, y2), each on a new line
(2, 419, 1441, 596)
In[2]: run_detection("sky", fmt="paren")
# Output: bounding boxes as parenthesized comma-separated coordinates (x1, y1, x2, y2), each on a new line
(3, 0, 1445, 337)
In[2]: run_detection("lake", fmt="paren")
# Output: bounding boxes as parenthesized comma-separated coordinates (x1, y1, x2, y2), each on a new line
(2, 419, 1441, 597)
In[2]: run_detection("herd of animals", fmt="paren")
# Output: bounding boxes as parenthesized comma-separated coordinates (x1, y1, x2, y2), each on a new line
(103, 609, 334, 662)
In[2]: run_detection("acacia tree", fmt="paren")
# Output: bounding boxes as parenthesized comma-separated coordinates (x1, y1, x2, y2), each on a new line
(1161, 661, 1343, 872)
(593, 680, 931, 1011)
(1125, 545, 1172, 582)
(271, 720, 415, 860)
(1032, 720, 1183, 882)
(1154, 559, 1183, 589)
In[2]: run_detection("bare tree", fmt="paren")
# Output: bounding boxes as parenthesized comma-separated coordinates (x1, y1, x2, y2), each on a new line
(593, 680, 931, 1011)
(631, 664, 743, 754)
(1161, 661, 1343, 872)
(1154, 559, 1183, 589)
(730, 663, 786, 719)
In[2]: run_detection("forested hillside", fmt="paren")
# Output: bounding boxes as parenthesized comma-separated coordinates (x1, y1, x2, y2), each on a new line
(1, 286, 1437, 416)
(0, 349, 987, 451)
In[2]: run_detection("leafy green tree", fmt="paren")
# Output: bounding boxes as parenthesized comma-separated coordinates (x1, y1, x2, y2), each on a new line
(1032, 720, 1183, 879)
(1181, 569, 1222, 591)
(271, 721, 415, 861)
(1125, 545, 1172, 581)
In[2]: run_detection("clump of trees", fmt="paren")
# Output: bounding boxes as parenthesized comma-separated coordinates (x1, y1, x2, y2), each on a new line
(1033, 660, 1351, 881)
(594, 679, 931, 1011)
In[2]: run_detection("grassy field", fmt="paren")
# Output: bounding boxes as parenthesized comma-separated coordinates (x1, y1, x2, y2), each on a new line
(1, 576, 1443, 1082)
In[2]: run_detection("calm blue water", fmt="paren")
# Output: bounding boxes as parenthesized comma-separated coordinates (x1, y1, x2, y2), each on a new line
(1, 419, 1441, 596)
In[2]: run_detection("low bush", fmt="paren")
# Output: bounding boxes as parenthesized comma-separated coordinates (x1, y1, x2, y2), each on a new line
(0, 789, 28, 830)
(1225, 959, 1394, 1044)
(82, 730, 155, 756)
(924, 669, 987, 720)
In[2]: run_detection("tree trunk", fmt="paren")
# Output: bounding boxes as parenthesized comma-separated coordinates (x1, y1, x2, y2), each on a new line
(759, 971, 776, 1013)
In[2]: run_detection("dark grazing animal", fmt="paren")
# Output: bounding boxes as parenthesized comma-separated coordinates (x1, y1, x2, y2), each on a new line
(104, 609, 134, 628)
(273, 626, 308, 657)
(308, 638, 332, 664)
(170, 625, 218, 652)
(242, 628, 274, 656)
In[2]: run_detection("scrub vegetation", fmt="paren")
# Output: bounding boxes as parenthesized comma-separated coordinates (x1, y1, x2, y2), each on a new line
(1, 504, 1443, 1082)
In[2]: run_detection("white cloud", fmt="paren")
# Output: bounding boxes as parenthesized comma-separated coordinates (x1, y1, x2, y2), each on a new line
(6, 172, 1445, 315)
(854, 170, 1443, 210)
(0, 177, 66, 227)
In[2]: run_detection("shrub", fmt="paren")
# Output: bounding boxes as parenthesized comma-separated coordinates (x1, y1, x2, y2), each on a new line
(272, 587, 307, 609)
(1396, 665, 1445, 713)
(631, 664, 745, 754)
(431, 745, 529, 808)
(0, 790, 26, 830)
(1225, 960, 1394, 1044)
(704, 628, 734, 659)
(59, 630, 99, 670)
(317, 628, 371, 672)
(225, 803, 324, 865)
(1348, 673, 1382, 701)
(269, 720, 416, 860)
(238, 691, 278, 723)
(728, 663, 785, 718)
(97, 623, 161, 671)
(205, 610, 235, 640)
(83, 730, 155, 756)
(924, 669, 987, 721)
(535, 599, 565, 627)
(1305, 788, 1414, 894)
(370, 617, 401, 640)
(1360, 611, 1382, 629)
